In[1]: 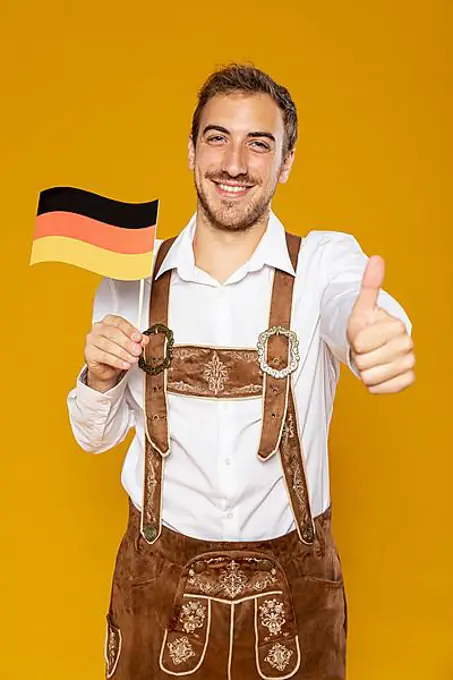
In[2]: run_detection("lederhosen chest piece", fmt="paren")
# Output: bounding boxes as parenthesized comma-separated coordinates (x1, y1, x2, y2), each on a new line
(138, 233, 316, 546)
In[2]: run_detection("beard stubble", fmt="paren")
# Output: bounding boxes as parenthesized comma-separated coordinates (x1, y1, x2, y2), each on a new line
(194, 172, 277, 233)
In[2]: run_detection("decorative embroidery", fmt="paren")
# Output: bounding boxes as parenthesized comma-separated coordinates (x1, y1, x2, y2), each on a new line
(218, 560, 248, 598)
(167, 381, 198, 394)
(187, 573, 214, 595)
(166, 346, 263, 398)
(285, 452, 311, 542)
(167, 636, 196, 665)
(187, 558, 277, 600)
(252, 571, 278, 592)
(228, 350, 258, 363)
(259, 599, 286, 637)
(231, 384, 262, 395)
(105, 619, 121, 678)
(167, 381, 262, 397)
(202, 352, 229, 394)
(172, 347, 201, 360)
(265, 643, 293, 672)
(281, 411, 295, 444)
(142, 440, 162, 542)
(293, 466, 308, 509)
(279, 394, 315, 544)
(179, 600, 207, 634)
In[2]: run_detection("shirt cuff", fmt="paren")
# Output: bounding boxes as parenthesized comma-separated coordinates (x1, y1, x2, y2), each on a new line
(76, 366, 129, 408)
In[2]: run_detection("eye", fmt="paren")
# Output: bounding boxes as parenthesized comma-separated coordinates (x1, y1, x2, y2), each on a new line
(206, 135, 226, 144)
(250, 140, 271, 152)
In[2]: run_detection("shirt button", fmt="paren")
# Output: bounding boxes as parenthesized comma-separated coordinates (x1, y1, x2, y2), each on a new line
(226, 511, 233, 519)
(225, 458, 232, 466)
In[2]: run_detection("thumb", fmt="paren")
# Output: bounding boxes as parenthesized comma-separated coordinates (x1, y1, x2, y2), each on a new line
(352, 255, 385, 316)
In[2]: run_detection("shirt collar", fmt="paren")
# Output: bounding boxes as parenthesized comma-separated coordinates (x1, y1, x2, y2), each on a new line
(244, 211, 296, 277)
(154, 213, 197, 281)
(155, 210, 296, 282)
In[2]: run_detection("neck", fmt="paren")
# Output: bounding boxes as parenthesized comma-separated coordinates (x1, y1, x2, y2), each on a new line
(192, 207, 270, 284)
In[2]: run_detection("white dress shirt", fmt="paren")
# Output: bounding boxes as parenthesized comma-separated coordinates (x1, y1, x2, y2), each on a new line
(67, 211, 411, 541)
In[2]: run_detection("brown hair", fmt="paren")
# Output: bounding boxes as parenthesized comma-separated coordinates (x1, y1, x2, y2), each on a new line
(191, 63, 298, 157)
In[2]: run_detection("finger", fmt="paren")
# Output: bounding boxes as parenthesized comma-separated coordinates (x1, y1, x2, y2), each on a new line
(360, 353, 416, 387)
(352, 256, 385, 315)
(91, 335, 140, 366)
(86, 346, 134, 371)
(352, 317, 407, 354)
(368, 370, 416, 395)
(102, 314, 144, 343)
(353, 334, 414, 372)
(94, 324, 143, 358)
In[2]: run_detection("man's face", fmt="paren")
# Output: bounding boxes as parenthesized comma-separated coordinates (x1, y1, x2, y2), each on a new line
(189, 93, 295, 232)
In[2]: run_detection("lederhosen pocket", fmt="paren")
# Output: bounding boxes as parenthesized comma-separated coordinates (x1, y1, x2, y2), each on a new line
(159, 551, 301, 679)
(105, 612, 122, 678)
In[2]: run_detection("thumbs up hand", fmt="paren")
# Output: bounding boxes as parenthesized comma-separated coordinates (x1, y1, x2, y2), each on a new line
(347, 256, 415, 394)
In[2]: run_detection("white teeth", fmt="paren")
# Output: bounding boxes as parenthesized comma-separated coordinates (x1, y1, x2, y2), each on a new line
(218, 183, 249, 193)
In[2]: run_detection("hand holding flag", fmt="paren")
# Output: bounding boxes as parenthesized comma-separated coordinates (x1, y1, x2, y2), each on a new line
(31, 186, 159, 391)
(84, 314, 150, 392)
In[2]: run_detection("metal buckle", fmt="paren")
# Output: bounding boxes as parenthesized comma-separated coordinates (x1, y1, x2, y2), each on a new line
(257, 326, 300, 379)
(138, 323, 174, 376)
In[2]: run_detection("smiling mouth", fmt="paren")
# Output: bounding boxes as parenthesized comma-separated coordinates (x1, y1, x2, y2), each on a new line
(212, 180, 254, 198)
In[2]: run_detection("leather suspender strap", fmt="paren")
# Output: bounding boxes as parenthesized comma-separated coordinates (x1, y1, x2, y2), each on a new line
(143, 237, 176, 456)
(257, 232, 315, 544)
(257, 233, 301, 461)
(141, 237, 175, 544)
(280, 388, 315, 544)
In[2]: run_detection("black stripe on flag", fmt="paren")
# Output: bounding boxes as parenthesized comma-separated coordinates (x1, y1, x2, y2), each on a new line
(37, 186, 159, 229)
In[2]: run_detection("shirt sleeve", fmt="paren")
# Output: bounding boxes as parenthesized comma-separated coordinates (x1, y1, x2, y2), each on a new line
(66, 277, 136, 452)
(318, 232, 412, 379)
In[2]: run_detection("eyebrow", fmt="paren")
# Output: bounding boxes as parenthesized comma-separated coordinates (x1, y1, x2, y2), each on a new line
(202, 125, 276, 144)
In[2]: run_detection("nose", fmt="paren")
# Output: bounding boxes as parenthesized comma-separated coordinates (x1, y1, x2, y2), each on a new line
(220, 142, 247, 178)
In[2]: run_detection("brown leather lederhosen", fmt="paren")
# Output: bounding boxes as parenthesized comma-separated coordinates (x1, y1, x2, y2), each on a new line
(104, 234, 347, 680)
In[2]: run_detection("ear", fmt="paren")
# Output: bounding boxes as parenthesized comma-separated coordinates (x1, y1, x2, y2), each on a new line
(278, 149, 295, 184)
(188, 136, 195, 170)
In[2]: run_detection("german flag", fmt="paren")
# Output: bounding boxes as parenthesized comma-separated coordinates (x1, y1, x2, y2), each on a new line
(31, 186, 158, 280)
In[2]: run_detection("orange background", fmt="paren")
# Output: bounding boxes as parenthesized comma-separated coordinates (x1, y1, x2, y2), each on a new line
(1, 1, 452, 678)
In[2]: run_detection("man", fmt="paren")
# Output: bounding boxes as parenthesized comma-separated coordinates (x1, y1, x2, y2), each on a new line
(68, 64, 415, 679)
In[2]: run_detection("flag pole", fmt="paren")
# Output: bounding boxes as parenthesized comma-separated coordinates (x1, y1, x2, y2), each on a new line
(138, 198, 158, 331)
(138, 278, 145, 331)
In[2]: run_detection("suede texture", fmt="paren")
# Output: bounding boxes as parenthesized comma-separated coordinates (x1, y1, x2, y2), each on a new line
(105, 501, 347, 679)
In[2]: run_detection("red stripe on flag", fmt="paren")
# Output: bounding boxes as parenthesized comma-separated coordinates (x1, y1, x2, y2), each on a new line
(34, 211, 155, 255)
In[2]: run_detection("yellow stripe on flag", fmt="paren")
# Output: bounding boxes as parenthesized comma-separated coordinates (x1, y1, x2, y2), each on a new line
(30, 236, 154, 280)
